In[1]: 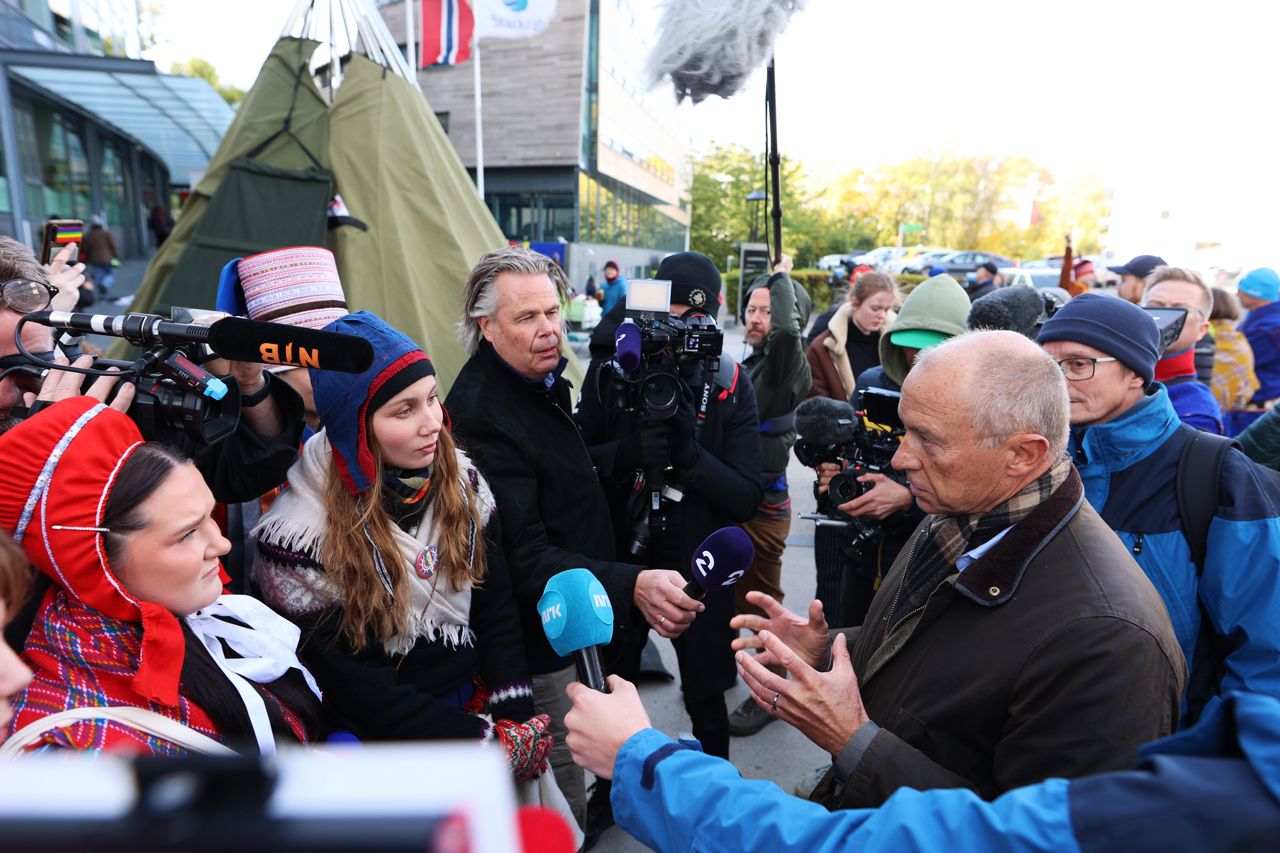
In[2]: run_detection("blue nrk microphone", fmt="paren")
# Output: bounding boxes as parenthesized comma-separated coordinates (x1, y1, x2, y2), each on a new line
(683, 527, 756, 600)
(614, 318, 643, 372)
(539, 569, 615, 693)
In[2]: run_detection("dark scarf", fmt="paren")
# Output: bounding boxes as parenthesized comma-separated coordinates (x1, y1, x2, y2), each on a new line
(381, 464, 433, 530)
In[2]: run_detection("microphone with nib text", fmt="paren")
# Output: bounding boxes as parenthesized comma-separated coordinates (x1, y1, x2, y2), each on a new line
(25, 311, 375, 373)
(538, 569, 614, 693)
(682, 526, 756, 600)
(614, 318, 643, 372)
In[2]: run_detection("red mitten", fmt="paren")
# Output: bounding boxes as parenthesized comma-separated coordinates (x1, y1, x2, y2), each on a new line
(494, 714, 552, 782)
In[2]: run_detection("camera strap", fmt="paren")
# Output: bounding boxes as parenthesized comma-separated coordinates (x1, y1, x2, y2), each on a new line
(694, 377, 713, 440)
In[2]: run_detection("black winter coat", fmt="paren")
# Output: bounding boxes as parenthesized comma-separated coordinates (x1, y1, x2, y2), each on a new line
(445, 341, 645, 675)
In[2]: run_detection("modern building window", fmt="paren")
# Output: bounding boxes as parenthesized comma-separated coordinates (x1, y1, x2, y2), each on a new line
(15, 98, 92, 221)
(99, 139, 130, 228)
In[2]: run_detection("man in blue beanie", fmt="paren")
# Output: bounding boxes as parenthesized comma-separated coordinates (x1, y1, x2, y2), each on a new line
(1235, 268, 1280, 431)
(1038, 293, 1280, 722)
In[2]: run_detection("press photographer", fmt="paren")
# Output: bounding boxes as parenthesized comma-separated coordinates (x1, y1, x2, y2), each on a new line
(576, 250, 762, 842)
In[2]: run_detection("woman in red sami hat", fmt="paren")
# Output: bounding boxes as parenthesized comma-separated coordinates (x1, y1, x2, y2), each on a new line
(0, 397, 324, 755)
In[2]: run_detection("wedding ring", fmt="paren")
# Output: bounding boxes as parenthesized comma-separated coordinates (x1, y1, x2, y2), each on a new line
(657, 614, 667, 626)
(770, 691, 780, 712)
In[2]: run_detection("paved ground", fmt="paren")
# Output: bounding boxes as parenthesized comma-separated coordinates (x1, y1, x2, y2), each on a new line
(590, 323, 831, 852)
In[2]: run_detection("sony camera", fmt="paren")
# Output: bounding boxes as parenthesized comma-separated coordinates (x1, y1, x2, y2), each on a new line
(794, 387, 906, 543)
(598, 278, 724, 421)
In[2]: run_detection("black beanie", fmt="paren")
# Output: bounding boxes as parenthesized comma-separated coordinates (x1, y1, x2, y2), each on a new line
(657, 252, 723, 312)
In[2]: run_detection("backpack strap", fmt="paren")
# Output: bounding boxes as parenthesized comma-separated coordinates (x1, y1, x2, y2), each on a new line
(1175, 428, 1239, 574)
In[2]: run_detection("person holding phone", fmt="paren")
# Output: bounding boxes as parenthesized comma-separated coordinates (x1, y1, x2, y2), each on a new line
(80, 216, 120, 302)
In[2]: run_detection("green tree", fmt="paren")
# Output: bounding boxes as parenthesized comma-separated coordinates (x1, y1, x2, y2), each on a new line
(169, 58, 245, 108)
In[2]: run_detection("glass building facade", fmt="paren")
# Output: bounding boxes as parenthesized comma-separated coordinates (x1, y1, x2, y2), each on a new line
(0, 0, 229, 254)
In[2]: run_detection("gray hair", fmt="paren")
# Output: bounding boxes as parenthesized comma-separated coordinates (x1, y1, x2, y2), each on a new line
(458, 246, 569, 355)
(913, 330, 1070, 460)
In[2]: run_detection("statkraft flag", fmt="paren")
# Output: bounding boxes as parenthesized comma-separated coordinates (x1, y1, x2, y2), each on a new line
(420, 0, 476, 67)
(474, 0, 557, 40)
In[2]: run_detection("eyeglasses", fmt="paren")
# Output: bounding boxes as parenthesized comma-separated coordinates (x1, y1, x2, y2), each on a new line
(1056, 356, 1119, 381)
(1, 279, 58, 313)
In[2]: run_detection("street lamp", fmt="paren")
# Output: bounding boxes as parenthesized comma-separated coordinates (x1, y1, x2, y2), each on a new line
(746, 189, 766, 243)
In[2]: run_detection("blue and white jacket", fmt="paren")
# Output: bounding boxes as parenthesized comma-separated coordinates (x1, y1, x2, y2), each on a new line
(1070, 384, 1280, 712)
(610, 692, 1280, 852)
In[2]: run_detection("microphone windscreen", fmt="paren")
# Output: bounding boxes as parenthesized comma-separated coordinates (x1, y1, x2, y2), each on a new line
(968, 286, 1045, 339)
(795, 396, 857, 446)
(538, 569, 614, 657)
(688, 527, 755, 593)
(614, 319, 642, 372)
(206, 317, 375, 373)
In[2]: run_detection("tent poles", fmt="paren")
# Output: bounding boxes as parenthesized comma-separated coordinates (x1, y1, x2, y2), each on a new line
(405, 0, 416, 72)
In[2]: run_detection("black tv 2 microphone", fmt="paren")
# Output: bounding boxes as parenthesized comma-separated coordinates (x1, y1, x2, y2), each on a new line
(682, 526, 756, 600)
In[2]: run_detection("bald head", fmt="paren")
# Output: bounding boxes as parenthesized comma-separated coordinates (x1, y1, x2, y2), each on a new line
(910, 330, 1070, 460)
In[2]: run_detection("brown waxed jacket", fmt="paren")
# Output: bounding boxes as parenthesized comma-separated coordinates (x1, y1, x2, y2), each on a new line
(814, 467, 1186, 809)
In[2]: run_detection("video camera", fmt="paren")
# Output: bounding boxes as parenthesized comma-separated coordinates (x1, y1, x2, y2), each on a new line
(598, 279, 723, 421)
(2, 309, 373, 447)
(794, 387, 905, 544)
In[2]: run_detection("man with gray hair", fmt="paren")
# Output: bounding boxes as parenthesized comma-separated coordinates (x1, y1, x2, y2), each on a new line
(445, 246, 702, 824)
(732, 330, 1185, 808)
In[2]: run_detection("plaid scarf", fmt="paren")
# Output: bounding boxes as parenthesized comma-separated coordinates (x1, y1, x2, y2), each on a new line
(929, 455, 1073, 565)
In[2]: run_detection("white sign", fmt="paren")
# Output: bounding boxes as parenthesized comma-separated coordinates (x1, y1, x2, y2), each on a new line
(475, 0, 558, 40)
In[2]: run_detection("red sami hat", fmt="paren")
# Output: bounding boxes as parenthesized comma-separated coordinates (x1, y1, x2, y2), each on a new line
(0, 397, 186, 706)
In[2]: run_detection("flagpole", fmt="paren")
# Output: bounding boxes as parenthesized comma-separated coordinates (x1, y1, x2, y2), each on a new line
(473, 40, 485, 199)
(405, 0, 416, 70)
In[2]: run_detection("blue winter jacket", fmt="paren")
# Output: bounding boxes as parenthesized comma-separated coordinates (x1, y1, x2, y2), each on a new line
(600, 274, 629, 315)
(1242, 300, 1280, 404)
(1164, 376, 1224, 434)
(610, 691, 1280, 852)
(1070, 385, 1280, 713)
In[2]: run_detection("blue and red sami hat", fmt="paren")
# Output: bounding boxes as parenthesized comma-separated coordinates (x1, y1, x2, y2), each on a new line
(311, 312, 441, 494)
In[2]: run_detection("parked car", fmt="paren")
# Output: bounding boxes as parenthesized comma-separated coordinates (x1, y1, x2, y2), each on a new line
(817, 254, 848, 271)
(901, 249, 962, 275)
(851, 246, 907, 270)
(930, 250, 1016, 277)
(886, 246, 948, 274)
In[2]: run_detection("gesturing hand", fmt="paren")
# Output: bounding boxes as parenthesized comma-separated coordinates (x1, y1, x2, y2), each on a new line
(729, 590, 829, 670)
(564, 675, 651, 780)
(634, 569, 702, 638)
(736, 631, 870, 756)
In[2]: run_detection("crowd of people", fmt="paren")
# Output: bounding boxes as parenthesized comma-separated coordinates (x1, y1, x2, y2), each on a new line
(0, 233, 1277, 850)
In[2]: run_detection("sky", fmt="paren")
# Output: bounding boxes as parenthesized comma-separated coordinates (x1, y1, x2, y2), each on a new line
(145, 0, 1280, 264)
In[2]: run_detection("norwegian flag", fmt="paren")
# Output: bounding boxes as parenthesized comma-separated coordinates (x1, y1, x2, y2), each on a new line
(420, 0, 475, 67)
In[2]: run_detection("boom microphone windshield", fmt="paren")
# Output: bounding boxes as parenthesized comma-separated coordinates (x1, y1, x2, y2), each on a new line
(646, 0, 807, 102)
(795, 396, 857, 446)
(683, 527, 755, 600)
(538, 569, 614, 693)
(968, 285, 1046, 339)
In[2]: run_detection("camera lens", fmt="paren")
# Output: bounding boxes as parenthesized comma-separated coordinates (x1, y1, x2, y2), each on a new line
(828, 471, 862, 504)
(640, 371, 681, 420)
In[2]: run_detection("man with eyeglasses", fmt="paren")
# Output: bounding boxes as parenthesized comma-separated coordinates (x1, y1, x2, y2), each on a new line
(1038, 293, 1280, 724)
(1141, 266, 1224, 434)
(0, 238, 69, 433)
